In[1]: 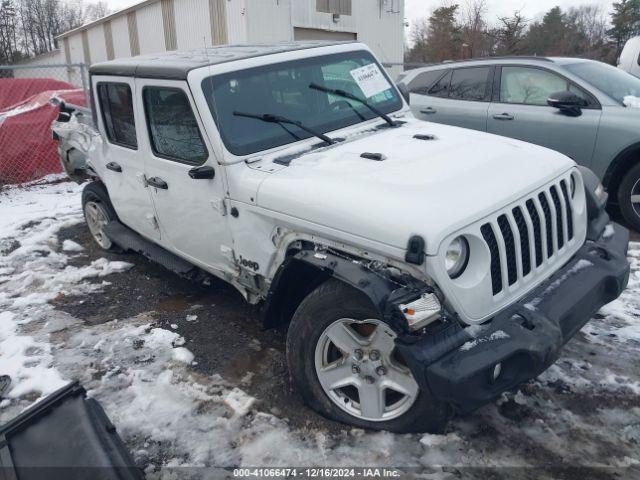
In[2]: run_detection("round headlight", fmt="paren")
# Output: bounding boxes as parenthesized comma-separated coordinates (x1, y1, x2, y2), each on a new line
(445, 236, 469, 279)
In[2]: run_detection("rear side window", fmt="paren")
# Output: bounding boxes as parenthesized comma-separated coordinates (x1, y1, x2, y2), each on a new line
(449, 67, 492, 101)
(97, 83, 137, 149)
(408, 70, 447, 95)
(143, 87, 208, 165)
(428, 70, 452, 97)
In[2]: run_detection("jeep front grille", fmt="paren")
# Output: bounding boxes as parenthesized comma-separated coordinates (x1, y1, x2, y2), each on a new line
(481, 179, 576, 296)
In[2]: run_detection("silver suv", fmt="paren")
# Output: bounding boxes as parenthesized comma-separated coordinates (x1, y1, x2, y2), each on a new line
(397, 57, 640, 231)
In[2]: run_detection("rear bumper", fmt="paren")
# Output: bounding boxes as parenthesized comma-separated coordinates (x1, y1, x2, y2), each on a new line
(397, 223, 630, 413)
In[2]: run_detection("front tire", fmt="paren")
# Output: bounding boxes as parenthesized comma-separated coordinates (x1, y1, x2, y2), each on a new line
(617, 163, 640, 232)
(286, 279, 451, 433)
(81, 182, 118, 251)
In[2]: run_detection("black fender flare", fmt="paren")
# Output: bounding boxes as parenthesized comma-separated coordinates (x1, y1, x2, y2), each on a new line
(602, 142, 640, 195)
(262, 248, 432, 333)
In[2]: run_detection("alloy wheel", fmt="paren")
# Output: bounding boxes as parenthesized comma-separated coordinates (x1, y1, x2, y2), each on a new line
(314, 318, 419, 422)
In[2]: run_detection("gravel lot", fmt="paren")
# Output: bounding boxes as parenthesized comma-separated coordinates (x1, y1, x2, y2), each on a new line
(1, 179, 639, 479)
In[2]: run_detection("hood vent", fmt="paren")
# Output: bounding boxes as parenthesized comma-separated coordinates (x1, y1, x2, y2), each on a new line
(414, 134, 436, 141)
(360, 152, 386, 161)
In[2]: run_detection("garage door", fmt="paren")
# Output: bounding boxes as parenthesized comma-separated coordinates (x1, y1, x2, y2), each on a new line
(293, 28, 357, 41)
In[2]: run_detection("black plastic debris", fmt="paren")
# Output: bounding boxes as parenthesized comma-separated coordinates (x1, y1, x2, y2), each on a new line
(0, 381, 144, 480)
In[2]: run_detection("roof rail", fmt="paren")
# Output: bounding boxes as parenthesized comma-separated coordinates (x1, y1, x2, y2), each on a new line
(439, 56, 553, 65)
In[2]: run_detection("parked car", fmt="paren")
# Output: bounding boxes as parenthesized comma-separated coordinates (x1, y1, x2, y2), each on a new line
(619, 36, 640, 78)
(53, 42, 629, 433)
(397, 57, 640, 231)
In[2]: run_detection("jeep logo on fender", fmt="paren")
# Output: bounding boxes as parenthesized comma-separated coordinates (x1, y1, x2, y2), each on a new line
(238, 256, 259, 272)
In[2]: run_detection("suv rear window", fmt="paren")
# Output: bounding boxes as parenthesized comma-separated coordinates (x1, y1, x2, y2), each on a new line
(408, 70, 447, 95)
(449, 67, 492, 101)
(97, 83, 137, 149)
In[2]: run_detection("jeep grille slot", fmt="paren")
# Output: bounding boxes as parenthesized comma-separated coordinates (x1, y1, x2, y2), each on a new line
(538, 192, 554, 258)
(481, 224, 503, 295)
(550, 185, 565, 249)
(497, 215, 517, 286)
(480, 179, 577, 297)
(512, 207, 531, 276)
(525, 199, 543, 267)
(560, 180, 574, 240)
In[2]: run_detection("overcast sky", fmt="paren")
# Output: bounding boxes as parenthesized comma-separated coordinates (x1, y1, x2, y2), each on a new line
(106, 0, 615, 32)
(404, 0, 614, 29)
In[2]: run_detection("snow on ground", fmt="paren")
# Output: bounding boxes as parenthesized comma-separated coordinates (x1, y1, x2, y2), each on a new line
(1, 179, 639, 477)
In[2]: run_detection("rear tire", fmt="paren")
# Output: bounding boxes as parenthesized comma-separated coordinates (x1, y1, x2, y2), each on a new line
(81, 182, 119, 251)
(617, 163, 640, 232)
(286, 279, 451, 433)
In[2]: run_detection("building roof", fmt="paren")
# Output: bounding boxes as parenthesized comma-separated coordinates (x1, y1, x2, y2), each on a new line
(56, 0, 157, 40)
(89, 41, 355, 79)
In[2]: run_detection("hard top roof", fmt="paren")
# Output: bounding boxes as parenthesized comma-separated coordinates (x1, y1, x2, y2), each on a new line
(89, 41, 356, 80)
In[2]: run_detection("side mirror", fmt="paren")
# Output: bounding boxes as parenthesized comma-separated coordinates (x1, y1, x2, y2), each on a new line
(396, 83, 410, 104)
(547, 91, 587, 117)
(188, 165, 215, 179)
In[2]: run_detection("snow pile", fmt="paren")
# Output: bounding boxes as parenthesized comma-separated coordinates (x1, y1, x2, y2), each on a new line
(0, 310, 66, 398)
(62, 239, 84, 252)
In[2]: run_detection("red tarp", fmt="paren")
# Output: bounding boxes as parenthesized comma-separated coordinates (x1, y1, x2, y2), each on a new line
(0, 78, 86, 184)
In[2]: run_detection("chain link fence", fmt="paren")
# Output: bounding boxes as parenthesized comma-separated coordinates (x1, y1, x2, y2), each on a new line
(0, 63, 89, 186)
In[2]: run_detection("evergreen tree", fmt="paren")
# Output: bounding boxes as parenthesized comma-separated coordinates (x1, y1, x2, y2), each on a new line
(607, 0, 640, 56)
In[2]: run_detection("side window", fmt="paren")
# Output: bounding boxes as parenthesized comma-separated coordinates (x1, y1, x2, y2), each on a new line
(500, 66, 582, 106)
(97, 82, 137, 149)
(408, 70, 447, 95)
(428, 70, 452, 98)
(449, 67, 492, 101)
(143, 87, 208, 165)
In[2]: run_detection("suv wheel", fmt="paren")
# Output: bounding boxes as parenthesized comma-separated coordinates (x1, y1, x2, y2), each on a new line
(286, 279, 451, 433)
(81, 182, 118, 251)
(618, 163, 640, 232)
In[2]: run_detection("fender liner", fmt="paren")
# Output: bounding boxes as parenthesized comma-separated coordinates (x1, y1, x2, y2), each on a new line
(262, 248, 433, 332)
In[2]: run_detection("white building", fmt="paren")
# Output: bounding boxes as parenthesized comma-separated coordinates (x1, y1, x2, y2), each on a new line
(16, 0, 404, 85)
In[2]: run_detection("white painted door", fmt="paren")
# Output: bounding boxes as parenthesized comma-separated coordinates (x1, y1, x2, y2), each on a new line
(134, 78, 233, 274)
(93, 76, 160, 241)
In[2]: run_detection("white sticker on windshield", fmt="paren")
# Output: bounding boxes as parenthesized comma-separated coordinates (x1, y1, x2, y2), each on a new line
(349, 63, 391, 99)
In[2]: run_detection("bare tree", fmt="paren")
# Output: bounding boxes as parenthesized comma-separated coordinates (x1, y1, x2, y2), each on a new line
(460, 0, 488, 58)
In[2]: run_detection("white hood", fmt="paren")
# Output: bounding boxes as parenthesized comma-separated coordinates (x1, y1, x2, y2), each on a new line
(256, 118, 575, 255)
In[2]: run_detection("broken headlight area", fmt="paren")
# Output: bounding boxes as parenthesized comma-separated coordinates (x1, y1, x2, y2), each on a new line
(398, 292, 442, 330)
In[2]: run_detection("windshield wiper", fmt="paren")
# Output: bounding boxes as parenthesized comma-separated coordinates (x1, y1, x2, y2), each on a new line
(309, 83, 398, 127)
(233, 111, 335, 146)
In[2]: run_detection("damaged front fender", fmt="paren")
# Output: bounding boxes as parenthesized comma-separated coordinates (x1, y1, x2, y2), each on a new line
(262, 246, 436, 334)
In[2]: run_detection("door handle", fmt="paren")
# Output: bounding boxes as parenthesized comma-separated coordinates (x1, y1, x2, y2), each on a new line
(493, 113, 514, 121)
(420, 107, 437, 115)
(188, 165, 215, 179)
(146, 176, 168, 190)
(106, 162, 122, 172)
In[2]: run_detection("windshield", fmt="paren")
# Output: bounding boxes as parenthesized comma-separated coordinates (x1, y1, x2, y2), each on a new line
(202, 50, 402, 156)
(564, 61, 640, 105)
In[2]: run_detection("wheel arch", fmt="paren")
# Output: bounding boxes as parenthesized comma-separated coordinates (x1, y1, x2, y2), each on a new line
(261, 244, 433, 332)
(603, 142, 640, 201)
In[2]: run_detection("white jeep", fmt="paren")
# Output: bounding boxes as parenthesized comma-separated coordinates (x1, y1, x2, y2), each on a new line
(53, 41, 630, 433)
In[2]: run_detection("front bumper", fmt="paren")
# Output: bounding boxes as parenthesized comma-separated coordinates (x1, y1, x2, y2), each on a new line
(396, 223, 630, 413)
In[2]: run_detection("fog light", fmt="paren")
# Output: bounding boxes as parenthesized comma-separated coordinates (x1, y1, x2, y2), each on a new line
(399, 293, 441, 330)
(491, 363, 502, 383)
